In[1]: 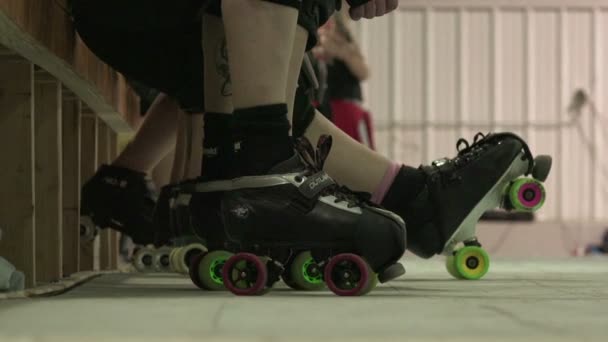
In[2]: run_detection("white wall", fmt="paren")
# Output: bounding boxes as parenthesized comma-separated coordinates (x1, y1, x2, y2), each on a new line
(354, 0, 608, 226)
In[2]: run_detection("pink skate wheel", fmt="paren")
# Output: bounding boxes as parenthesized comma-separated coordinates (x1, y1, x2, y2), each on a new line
(518, 183, 542, 208)
(222, 253, 268, 296)
(324, 253, 372, 296)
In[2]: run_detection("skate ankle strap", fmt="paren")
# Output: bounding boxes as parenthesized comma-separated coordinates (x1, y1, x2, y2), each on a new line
(299, 171, 335, 199)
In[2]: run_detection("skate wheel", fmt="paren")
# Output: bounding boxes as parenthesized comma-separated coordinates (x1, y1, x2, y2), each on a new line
(169, 248, 180, 273)
(133, 247, 156, 272)
(79, 216, 99, 242)
(177, 243, 207, 274)
(195, 250, 233, 291)
(448, 246, 490, 280)
(532, 155, 552, 182)
(445, 255, 465, 279)
(288, 251, 325, 291)
(188, 252, 207, 289)
(222, 253, 268, 296)
(153, 247, 172, 272)
(324, 253, 372, 296)
(508, 178, 546, 212)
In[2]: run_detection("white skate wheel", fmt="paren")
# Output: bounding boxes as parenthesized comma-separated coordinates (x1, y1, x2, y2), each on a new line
(153, 247, 173, 272)
(79, 216, 98, 242)
(176, 243, 207, 274)
(133, 247, 156, 272)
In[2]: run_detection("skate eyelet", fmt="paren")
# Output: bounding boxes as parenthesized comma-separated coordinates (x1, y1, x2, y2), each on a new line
(294, 176, 303, 183)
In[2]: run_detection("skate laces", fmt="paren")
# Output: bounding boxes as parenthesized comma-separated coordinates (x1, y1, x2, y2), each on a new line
(455, 132, 535, 175)
(294, 135, 369, 208)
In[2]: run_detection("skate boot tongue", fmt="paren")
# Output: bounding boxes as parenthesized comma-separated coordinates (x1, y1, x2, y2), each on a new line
(268, 154, 306, 174)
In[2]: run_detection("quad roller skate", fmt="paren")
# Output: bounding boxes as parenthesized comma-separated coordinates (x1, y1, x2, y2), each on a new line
(395, 132, 551, 280)
(182, 136, 407, 296)
(144, 184, 207, 275)
(80, 164, 158, 245)
(160, 180, 322, 291)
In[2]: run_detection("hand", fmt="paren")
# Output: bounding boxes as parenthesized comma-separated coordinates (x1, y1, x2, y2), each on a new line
(349, 0, 399, 21)
(316, 27, 349, 60)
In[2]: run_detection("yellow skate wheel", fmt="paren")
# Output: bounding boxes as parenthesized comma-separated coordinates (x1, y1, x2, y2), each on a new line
(452, 246, 490, 280)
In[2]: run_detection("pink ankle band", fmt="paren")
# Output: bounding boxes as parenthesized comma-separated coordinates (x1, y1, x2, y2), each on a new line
(371, 163, 401, 204)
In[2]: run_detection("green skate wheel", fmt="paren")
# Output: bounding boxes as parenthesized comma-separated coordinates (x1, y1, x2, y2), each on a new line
(452, 246, 490, 280)
(197, 250, 233, 291)
(289, 251, 325, 291)
(445, 255, 465, 279)
(508, 178, 546, 212)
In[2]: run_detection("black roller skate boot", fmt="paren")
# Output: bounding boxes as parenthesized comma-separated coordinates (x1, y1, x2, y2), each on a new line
(383, 132, 552, 280)
(146, 183, 207, 275)
(185, 136, 407, 296)
(80, 164, 157, 245)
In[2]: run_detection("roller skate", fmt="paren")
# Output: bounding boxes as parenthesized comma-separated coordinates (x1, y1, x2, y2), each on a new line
(80, 164, 157, 245)
(387, 132, 551, 280)
(136, 183, 207, 275)
(184, 136, 407, 296)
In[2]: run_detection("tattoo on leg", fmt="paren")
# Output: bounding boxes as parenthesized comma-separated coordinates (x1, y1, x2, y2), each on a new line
(216, 38, 232, 97)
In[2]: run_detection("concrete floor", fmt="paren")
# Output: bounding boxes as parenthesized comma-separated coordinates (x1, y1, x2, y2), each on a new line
(0, 257, 607, 342)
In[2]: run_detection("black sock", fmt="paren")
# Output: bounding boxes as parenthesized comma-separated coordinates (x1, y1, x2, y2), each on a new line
(233, 104, 294, 175)
(381, 165, 427, 217)
(201, 112, 234, 180)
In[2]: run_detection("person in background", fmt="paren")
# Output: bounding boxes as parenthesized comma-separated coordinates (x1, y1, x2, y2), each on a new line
(312, 6, 374, 149)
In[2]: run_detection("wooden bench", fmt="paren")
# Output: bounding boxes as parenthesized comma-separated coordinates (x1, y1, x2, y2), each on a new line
(0, 0, 141, 288)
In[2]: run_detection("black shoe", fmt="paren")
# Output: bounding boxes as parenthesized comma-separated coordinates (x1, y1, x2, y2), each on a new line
(80, 164, 157, 245)
(395, 132, 549, 258)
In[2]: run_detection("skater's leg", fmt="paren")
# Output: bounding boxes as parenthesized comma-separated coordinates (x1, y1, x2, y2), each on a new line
(221, 0, 299, 175)
(286, 26, 309, 131)
(170, 110, 188, 182)
(200, 12, 235, 180)
(114, 93, 180, 173)
(185, 114, 204, 178)
(303, 111, 414, 198)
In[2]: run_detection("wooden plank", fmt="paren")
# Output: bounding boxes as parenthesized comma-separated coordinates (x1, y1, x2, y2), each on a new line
(79, 110, 97, 272)
(0, 61, 36, 288)
(33, 73, 63, 283)
(96, 122, 112, 270)
(62, 97, 81, 276)
(0, 1, 141, 132)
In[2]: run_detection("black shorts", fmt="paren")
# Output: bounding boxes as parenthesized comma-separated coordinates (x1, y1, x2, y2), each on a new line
(71, 0, 207, 113)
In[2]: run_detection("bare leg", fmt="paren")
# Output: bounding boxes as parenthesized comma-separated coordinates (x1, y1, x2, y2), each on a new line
(222, 0, 298, 108)
(304, 112, 393, 194)
(221, 0, 299, 175)
(113, 93, 179, 173)
(286, 25, 393, 195)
